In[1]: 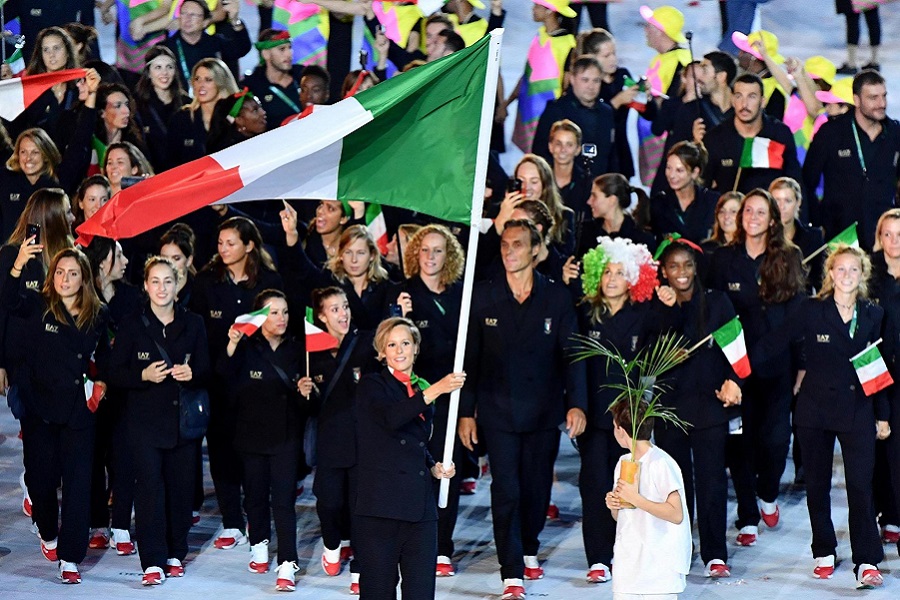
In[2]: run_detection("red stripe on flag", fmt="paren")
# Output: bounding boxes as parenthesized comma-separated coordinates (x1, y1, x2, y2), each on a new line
(767, 140, 785, 170)
(76, 156, 244, 241)
(732, 355, 752, 378)
(307, 332, 339, 352)
(232, 322, 261, 337)
(21, 69, 88, 108)
(861, 370, 894, 396)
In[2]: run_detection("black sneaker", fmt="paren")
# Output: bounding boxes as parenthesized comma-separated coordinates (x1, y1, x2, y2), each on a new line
(836, 63, 858, 75)
(861, 62, 881, 72)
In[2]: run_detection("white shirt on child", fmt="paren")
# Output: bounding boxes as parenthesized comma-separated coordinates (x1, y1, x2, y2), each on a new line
(611, 445, 692, 595)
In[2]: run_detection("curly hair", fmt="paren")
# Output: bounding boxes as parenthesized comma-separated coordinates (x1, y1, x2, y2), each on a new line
(403, 224, 465, 288)
(817, 245, 872, 300)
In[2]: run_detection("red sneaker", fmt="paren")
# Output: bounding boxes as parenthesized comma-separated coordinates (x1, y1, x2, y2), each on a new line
(546, 503, 559, 520)
(459, 478, 477, 495)
(435, 559, 455, 577)
(857, 564, 883, 589)
(22, 496, 32, 518)
(59, 561, 81, 584)
(142, 567, 165, 586)
(213, 529, 247, 549)
(881, 527, 900, 544)
(41, 539, 57, 562)
(705, 560, 731, 578)
(192, 512, 200, 526)
(523, 566, 544, 580)
(501, 585, 526, 599)
(586, 563, 609, 583)
(813, 556, 835, 579)
(322, 553, 341, 576)
(249, 541, 270, 574)
(760, 505, 780, 528)
(89, 528, 110, 549)
(736, 526, 758, 547)
(349, 573, 360, 595)
(275, 561, 298, 592)
(165, 558, 184, 577)
(340, 545, 353, 562)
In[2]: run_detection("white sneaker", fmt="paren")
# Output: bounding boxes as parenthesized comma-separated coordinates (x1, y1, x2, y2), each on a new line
(249, 540, 270, 574)
(111, 528, 136, 555)
(275, 561, 299, 592)
(59, 560, 81, 584)
(214, 528, 247, 549)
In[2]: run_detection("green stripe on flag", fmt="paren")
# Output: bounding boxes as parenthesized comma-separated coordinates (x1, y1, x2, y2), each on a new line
(336, 35, 490, 225)
(711, 316, 741, 346)
(306, 306, 314, 324)
(827, 222, 859, 249)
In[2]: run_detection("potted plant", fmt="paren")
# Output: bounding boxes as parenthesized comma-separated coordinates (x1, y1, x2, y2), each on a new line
(572, 331, 691, 508)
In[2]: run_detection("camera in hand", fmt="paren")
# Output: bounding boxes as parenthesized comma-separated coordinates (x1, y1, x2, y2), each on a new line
(581, 143, 598, 159)
(121, 175, 145, 190)
(506, 178, 523, 193)
(26, 223, 41, 245)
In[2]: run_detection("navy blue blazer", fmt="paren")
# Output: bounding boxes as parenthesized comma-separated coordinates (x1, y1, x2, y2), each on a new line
(355, 369, 437, 523)
(460, 272, 587, 432)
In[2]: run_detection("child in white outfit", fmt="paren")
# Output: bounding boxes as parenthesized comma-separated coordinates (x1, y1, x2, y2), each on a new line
(605, 401, 692, 600)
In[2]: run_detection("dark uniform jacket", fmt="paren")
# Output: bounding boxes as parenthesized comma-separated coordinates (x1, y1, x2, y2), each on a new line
(240, 65, 304, 130)
(533, 92, 618, 177)
(460, 272, 587, 432)
(650, 183, 720, 246)
(107, 304, 210, 448)
(162, 28, 251, 90)
(803, 110, 900, 250)
(355, 369, 437, 523)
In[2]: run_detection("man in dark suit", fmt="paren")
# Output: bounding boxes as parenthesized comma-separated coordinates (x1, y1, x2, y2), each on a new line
(459, 219, 587, 600)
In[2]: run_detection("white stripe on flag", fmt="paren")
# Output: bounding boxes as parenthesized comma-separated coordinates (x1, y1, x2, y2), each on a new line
(0, 79, 25, 121)
(720, 329, 747, 364)
(751, 139, 769, 167)
(212, 100, 373, 203)
(857, 356, 889, 384)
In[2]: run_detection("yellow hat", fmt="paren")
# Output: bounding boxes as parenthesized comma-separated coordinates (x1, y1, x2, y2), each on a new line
(464, 0, 486, 10)
(805, 56, 836, 86)
(815, 77, 854, 105)
(639, 5, 687, 45)
(533, 0, 577, 19)
(732, 30, 784, 64)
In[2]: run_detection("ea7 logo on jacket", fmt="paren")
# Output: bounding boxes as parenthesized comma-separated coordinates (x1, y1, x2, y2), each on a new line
(137, 352, 150, 360)
(249, 371, 263, 380)
(838, 149, 852, 158)
(25, 280, 40, 290)
(415, 320, 429, 329)
(728, 282, 741, 292)
(9, 193, 20, 201)
(817, 334, 830, 343)
(44, 324, 58, 334)
(484, 318, 498, 327)
(209, 310, 222, 319)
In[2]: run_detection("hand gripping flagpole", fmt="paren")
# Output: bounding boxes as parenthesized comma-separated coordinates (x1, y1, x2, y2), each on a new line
(439, 29, 503, 509)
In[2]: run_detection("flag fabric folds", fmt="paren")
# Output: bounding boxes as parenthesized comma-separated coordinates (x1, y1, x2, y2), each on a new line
(711, 317, 751, 378)
(739, 137, 786, 169)
(0, 69, 88, 120)
(850, 343, 894, 396)
(305, 307, 339, 352)
(827, 222, 860, 249)
(232, 305, 272, 337)
(76, 34, 494, 244)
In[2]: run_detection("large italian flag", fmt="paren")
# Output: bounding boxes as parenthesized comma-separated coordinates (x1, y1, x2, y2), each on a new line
(0, 69, 87, 120)
(739, 137, 785, 169)
(850, 342, 894, 396)
(76, 32, 501, 244)
(711, 317, 751, 378)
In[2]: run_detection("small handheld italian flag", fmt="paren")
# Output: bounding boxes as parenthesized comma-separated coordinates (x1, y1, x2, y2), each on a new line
(305, 307, 339, 352)
(232, 305, 271, 337)
(739, 137, 785, 169)
(827, 222, 859, 250)
(365, 202, 389, 256)
(850, 340, 894, 396)
(711, 317, 751, 378)
(3, 48, 25, 77)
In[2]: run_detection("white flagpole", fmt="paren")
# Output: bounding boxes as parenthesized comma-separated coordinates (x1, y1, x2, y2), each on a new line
(439, 29, 503, 508)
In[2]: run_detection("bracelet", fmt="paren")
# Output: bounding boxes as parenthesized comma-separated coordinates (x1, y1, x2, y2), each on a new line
(11, 266, 22, 274)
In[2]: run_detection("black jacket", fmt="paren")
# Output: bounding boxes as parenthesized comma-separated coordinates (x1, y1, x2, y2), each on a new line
(165, 107, 208, 170)
(308, 329, 379, 468)
(703, 114, 803, 195)
(240, 65, 304, 130)
(1, 270, 110, 430)
(533, 92, 618, 177)
(649, 184, 720, 246)
(753, 297, 888, 432)
(577, 215, 656, 259)
(107, 304, 210, 448)
(355, 369, 437, 523)
(598, 67, 635, 180)
(803, 110, 900, 250)
(460, 272, 587, 432)
(220, 333, 307, 454)
(162, 28, 251, 90)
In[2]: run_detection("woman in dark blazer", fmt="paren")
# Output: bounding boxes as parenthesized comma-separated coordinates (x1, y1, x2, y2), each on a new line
(354, 317, 464, 600)
(4, 245, 109, 584)
(107, 256, 210, 586)
(655, 241, 743, 579)
(307, 286, 379, 593)
(650, 141, 720, 247)
(222, 289, 310, 592)
(753, 245, 888, 589)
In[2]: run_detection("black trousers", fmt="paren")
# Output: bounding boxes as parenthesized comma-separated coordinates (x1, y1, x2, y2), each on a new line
(886, 394, 900, 535)
(427, 403, 466, 559)
(845, 7, 881, 46)
(656, 422, 729, 564)
(207, 393, 244, 530)
(797, 425, 883, 566)
(483, 427, 559, 580)
(874, 438, 897, 526)
(131, 437, 197, 571)
(314, 463, 359, 572)
(728, 374, 792, 528)
(355, 514, 436, 600)
(561, 2, 609, 36)
(577, 425, 623, 568)
(90, 397, 134, 530)
(22, 413, 94, 564)
(241, 440, 299, 564)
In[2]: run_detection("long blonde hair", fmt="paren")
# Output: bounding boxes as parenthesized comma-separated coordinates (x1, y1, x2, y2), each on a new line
(188, 58, 238, 114)
(817, 245, 872, 300)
